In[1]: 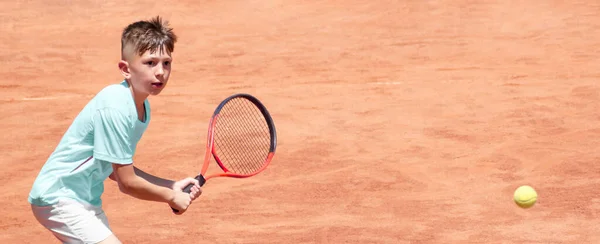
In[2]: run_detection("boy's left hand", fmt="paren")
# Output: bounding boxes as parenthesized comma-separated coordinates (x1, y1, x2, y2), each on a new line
(173, 177, 203, 201)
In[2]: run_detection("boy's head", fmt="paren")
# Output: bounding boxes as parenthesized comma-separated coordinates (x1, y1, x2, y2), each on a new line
(121, 16, 177, 62)
(119, 16, 176, 98)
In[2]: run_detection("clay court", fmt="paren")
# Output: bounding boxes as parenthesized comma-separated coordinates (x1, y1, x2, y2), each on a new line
(2, 1, 600, 243)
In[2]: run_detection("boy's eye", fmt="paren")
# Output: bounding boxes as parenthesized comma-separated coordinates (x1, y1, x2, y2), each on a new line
(164, 61, 170, 66)
(146, 61, 155, 66)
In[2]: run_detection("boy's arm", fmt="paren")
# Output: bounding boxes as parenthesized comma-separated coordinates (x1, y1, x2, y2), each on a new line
(111, 163, 202, 213)
(132, 166, 174, 188)
(107, 167, 172, 188)
(111, 163, 176, 203)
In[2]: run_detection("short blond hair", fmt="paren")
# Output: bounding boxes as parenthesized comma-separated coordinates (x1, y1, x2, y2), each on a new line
(121, 16, 177, 60)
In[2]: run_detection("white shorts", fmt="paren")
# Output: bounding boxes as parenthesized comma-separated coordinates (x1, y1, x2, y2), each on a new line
(31, 198, 113, 244)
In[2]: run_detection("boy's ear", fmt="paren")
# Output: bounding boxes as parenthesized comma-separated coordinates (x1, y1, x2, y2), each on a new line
(118, 60, 131, 79)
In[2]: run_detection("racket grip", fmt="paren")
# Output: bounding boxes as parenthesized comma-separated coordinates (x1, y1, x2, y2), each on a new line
(182, 175, 206, 193)
(171, 175, 206, 213)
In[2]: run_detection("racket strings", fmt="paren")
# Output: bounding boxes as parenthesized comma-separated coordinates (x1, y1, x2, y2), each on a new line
(216, 100, 269, 173)
(213, 97, 271, 175)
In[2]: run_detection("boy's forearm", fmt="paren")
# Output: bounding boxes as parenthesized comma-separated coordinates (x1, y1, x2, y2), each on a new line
(119, 176, 175, 203)
(133, 166, 174, 188)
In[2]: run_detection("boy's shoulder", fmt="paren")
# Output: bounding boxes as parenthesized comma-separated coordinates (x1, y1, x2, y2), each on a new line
(92, 80, 133, 111)
(97, 80, 129, 96)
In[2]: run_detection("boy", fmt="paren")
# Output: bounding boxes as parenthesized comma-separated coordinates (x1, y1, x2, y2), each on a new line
(28, 16, 201, 244)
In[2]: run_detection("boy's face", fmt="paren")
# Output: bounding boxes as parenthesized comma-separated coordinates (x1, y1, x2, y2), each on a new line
(120, 46, 172, 97)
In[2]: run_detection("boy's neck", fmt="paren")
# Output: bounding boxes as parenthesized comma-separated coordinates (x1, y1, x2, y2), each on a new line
(127, 82, 148, 107)
(133, 93, 148, 107)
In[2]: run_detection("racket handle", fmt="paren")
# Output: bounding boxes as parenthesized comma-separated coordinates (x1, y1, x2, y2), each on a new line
(182, 175, 206, 193)
(171, 175, 206, 213)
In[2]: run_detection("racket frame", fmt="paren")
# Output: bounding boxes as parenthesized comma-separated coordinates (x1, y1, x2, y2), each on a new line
(172, 94, 276, 213)
(203, 93, 277, 181)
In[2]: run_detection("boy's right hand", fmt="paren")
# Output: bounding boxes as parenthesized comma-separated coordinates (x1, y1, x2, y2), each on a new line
(169, 191, 193, 215)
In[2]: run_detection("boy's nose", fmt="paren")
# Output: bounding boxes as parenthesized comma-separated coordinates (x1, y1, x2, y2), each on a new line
(155, 65, 165, 76)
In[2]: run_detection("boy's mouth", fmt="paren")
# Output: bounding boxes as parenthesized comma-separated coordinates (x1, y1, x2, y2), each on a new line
(151, 82, 164, 88)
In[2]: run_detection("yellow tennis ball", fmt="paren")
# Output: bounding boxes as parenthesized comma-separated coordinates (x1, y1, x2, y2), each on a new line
(514, 185, 537, 208)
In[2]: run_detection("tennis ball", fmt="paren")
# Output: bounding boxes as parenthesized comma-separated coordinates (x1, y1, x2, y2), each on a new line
(513, 185, 537, 208)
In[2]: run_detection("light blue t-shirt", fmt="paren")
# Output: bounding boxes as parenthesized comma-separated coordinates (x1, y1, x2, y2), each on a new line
(28, 80, 150, 207)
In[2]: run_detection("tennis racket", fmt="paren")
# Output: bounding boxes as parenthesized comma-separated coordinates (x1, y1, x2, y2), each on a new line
(171, 93, 277, 213)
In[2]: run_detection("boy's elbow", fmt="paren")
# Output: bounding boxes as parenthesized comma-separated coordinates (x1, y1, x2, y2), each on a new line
(117, 181, 130, 194)
(111, 163, 138, 194)
(109, 172, 117, 181)
(116, 176, 138, 194)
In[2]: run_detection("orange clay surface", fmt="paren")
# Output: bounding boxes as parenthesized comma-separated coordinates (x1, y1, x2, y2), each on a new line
(2, 1, 600, 243)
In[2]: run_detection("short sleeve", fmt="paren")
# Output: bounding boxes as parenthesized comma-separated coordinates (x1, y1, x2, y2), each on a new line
(92, 108, 134, 164)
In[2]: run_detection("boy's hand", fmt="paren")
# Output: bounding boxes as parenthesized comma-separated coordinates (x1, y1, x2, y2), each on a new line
(189, 185, 202, 200)
(172, 177, 202, 199)
(168, 191, 193, 215)
(170, 177, 202, 214)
